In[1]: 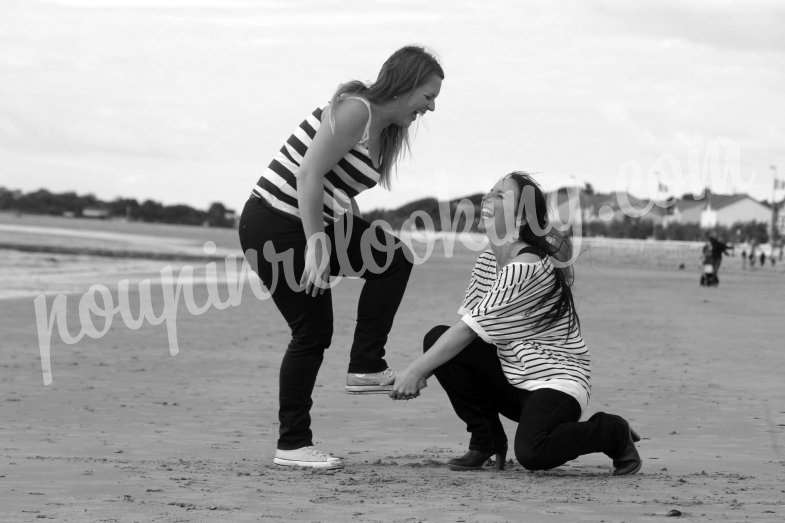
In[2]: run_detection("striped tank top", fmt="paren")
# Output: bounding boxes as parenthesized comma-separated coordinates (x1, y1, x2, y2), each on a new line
(251, 97, 381, 224)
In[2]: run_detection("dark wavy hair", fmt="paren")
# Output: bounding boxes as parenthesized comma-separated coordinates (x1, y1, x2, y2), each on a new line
(507, 172, 580, 336)
(329, 45, 444, 189)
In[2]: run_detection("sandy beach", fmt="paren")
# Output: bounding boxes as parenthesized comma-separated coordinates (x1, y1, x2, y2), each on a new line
(4, 0, 785, 519)
(1, 216, 785, 522)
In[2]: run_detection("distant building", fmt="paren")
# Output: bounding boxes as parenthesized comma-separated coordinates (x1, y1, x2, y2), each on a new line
(670, 199, 704, 224)
(82, 207, 110, 219)
(551, 190, 668, 225)
(702, 194, 769, 227)
(665, 194, 769, 227)
(700, 206, 718, 228)
(539, 187, 773, 231)
(714, 194, 770, 225)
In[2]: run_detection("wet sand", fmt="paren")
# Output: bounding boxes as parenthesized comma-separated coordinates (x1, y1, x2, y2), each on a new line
(1, 237, 785, 521)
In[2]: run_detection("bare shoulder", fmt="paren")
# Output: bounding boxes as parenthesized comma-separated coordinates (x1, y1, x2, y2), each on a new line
(322, 97, 369, 138)
(509, 252, 541, 265)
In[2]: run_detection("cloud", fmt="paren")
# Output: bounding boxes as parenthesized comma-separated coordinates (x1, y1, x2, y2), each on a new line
(590, 0, 785, 54)
(4, 0, 784, 207)
(42, 0, 285, 7)
(598, 101, 659, 147)
(0, 109, 177, 159)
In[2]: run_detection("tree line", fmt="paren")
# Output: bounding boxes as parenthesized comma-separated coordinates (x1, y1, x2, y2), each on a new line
(364, 193, 771, 244)
(584, 216, 770, 244)
(1, 185, 772, 243)
(0, 187, 236, 228)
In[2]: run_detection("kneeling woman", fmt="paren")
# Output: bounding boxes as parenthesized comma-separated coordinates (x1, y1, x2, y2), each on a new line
(390, 172, 641, 475)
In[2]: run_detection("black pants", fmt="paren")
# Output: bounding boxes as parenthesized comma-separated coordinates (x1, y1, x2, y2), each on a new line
(238, 197, 413, 450)
(424, 325, 629, 470)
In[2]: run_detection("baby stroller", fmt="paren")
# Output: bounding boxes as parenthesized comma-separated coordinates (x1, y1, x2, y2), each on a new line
(699, 262, 719, 287)
(699, 244, 719, 287)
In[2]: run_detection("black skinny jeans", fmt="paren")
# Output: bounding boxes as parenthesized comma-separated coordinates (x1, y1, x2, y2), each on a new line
(424, 325, 628, 470)
(238, 196, 413, 450)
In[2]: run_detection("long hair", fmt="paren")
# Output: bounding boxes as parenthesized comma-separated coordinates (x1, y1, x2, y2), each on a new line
(328, 46, 444, 189)
(507, 172, 580, 335)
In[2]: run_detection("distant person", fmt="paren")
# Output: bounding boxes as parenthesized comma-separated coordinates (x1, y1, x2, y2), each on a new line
(391, 172, 642, 476)
(700, 241, 718, 286)
(760, 251, 766, 267)
(741, 249, 747, 270)
(238, 46, 444, 469)
(707, 234, 730, 275)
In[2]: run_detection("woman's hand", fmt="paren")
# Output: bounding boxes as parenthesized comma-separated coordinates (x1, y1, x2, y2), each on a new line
(389, 322, 478, 401)
(389, 369, 428, 400)
(300, 232, 331, 297)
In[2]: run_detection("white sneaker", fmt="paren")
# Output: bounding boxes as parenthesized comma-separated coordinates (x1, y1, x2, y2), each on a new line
(345, 368, 396, 394)
(273, 446, 344, 470)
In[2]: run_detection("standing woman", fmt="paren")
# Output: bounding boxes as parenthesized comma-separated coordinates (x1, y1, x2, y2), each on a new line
(239, 46, 444, 469)
(391, 172, 642, 475)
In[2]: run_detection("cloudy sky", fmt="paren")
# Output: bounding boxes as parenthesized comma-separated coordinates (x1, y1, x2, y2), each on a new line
(2, 0, 784, 212)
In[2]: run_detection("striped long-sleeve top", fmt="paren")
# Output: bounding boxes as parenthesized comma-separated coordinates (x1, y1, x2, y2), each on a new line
(458, 249, 591, 413)
(250, 98, 381, 224)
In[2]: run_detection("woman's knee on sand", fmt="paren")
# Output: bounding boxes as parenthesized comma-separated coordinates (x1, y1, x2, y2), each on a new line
(514, 443, 553, 471)
(423, 324, 450, 353)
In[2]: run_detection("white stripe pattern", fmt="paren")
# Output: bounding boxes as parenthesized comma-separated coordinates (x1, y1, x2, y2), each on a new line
(250, 105, 381, 223)
(459, 250, 591, 412)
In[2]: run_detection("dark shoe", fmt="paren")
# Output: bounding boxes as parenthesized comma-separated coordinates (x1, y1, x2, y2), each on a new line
(448, 447, 507, 471)
(610, 417, 642, 476)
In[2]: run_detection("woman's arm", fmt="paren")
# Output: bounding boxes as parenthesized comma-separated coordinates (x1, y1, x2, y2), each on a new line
(390, 321, 478, 399)
(392, 261, 537, 399)
(297, 99, 369, 296)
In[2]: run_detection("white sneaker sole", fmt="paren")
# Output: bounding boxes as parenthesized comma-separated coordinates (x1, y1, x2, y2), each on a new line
(345, 385, 394, 394)
(273, 457, 344, 470)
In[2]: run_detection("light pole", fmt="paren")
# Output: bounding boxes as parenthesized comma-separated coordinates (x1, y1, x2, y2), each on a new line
(771, 165, 780, 243)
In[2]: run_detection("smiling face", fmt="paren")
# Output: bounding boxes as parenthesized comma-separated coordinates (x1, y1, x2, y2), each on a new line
(395, 74, 442, 127)
(480, 176, 521, 243)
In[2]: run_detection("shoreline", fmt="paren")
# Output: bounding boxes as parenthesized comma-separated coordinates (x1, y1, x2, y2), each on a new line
(0, 241, 227, 262)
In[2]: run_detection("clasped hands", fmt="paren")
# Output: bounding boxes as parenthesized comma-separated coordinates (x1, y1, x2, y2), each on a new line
(389, 369, 428, 401)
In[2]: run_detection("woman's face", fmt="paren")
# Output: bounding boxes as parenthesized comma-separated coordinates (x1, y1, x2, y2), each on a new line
(480, 176, 520, 243)
(395, 75, 442, 127)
